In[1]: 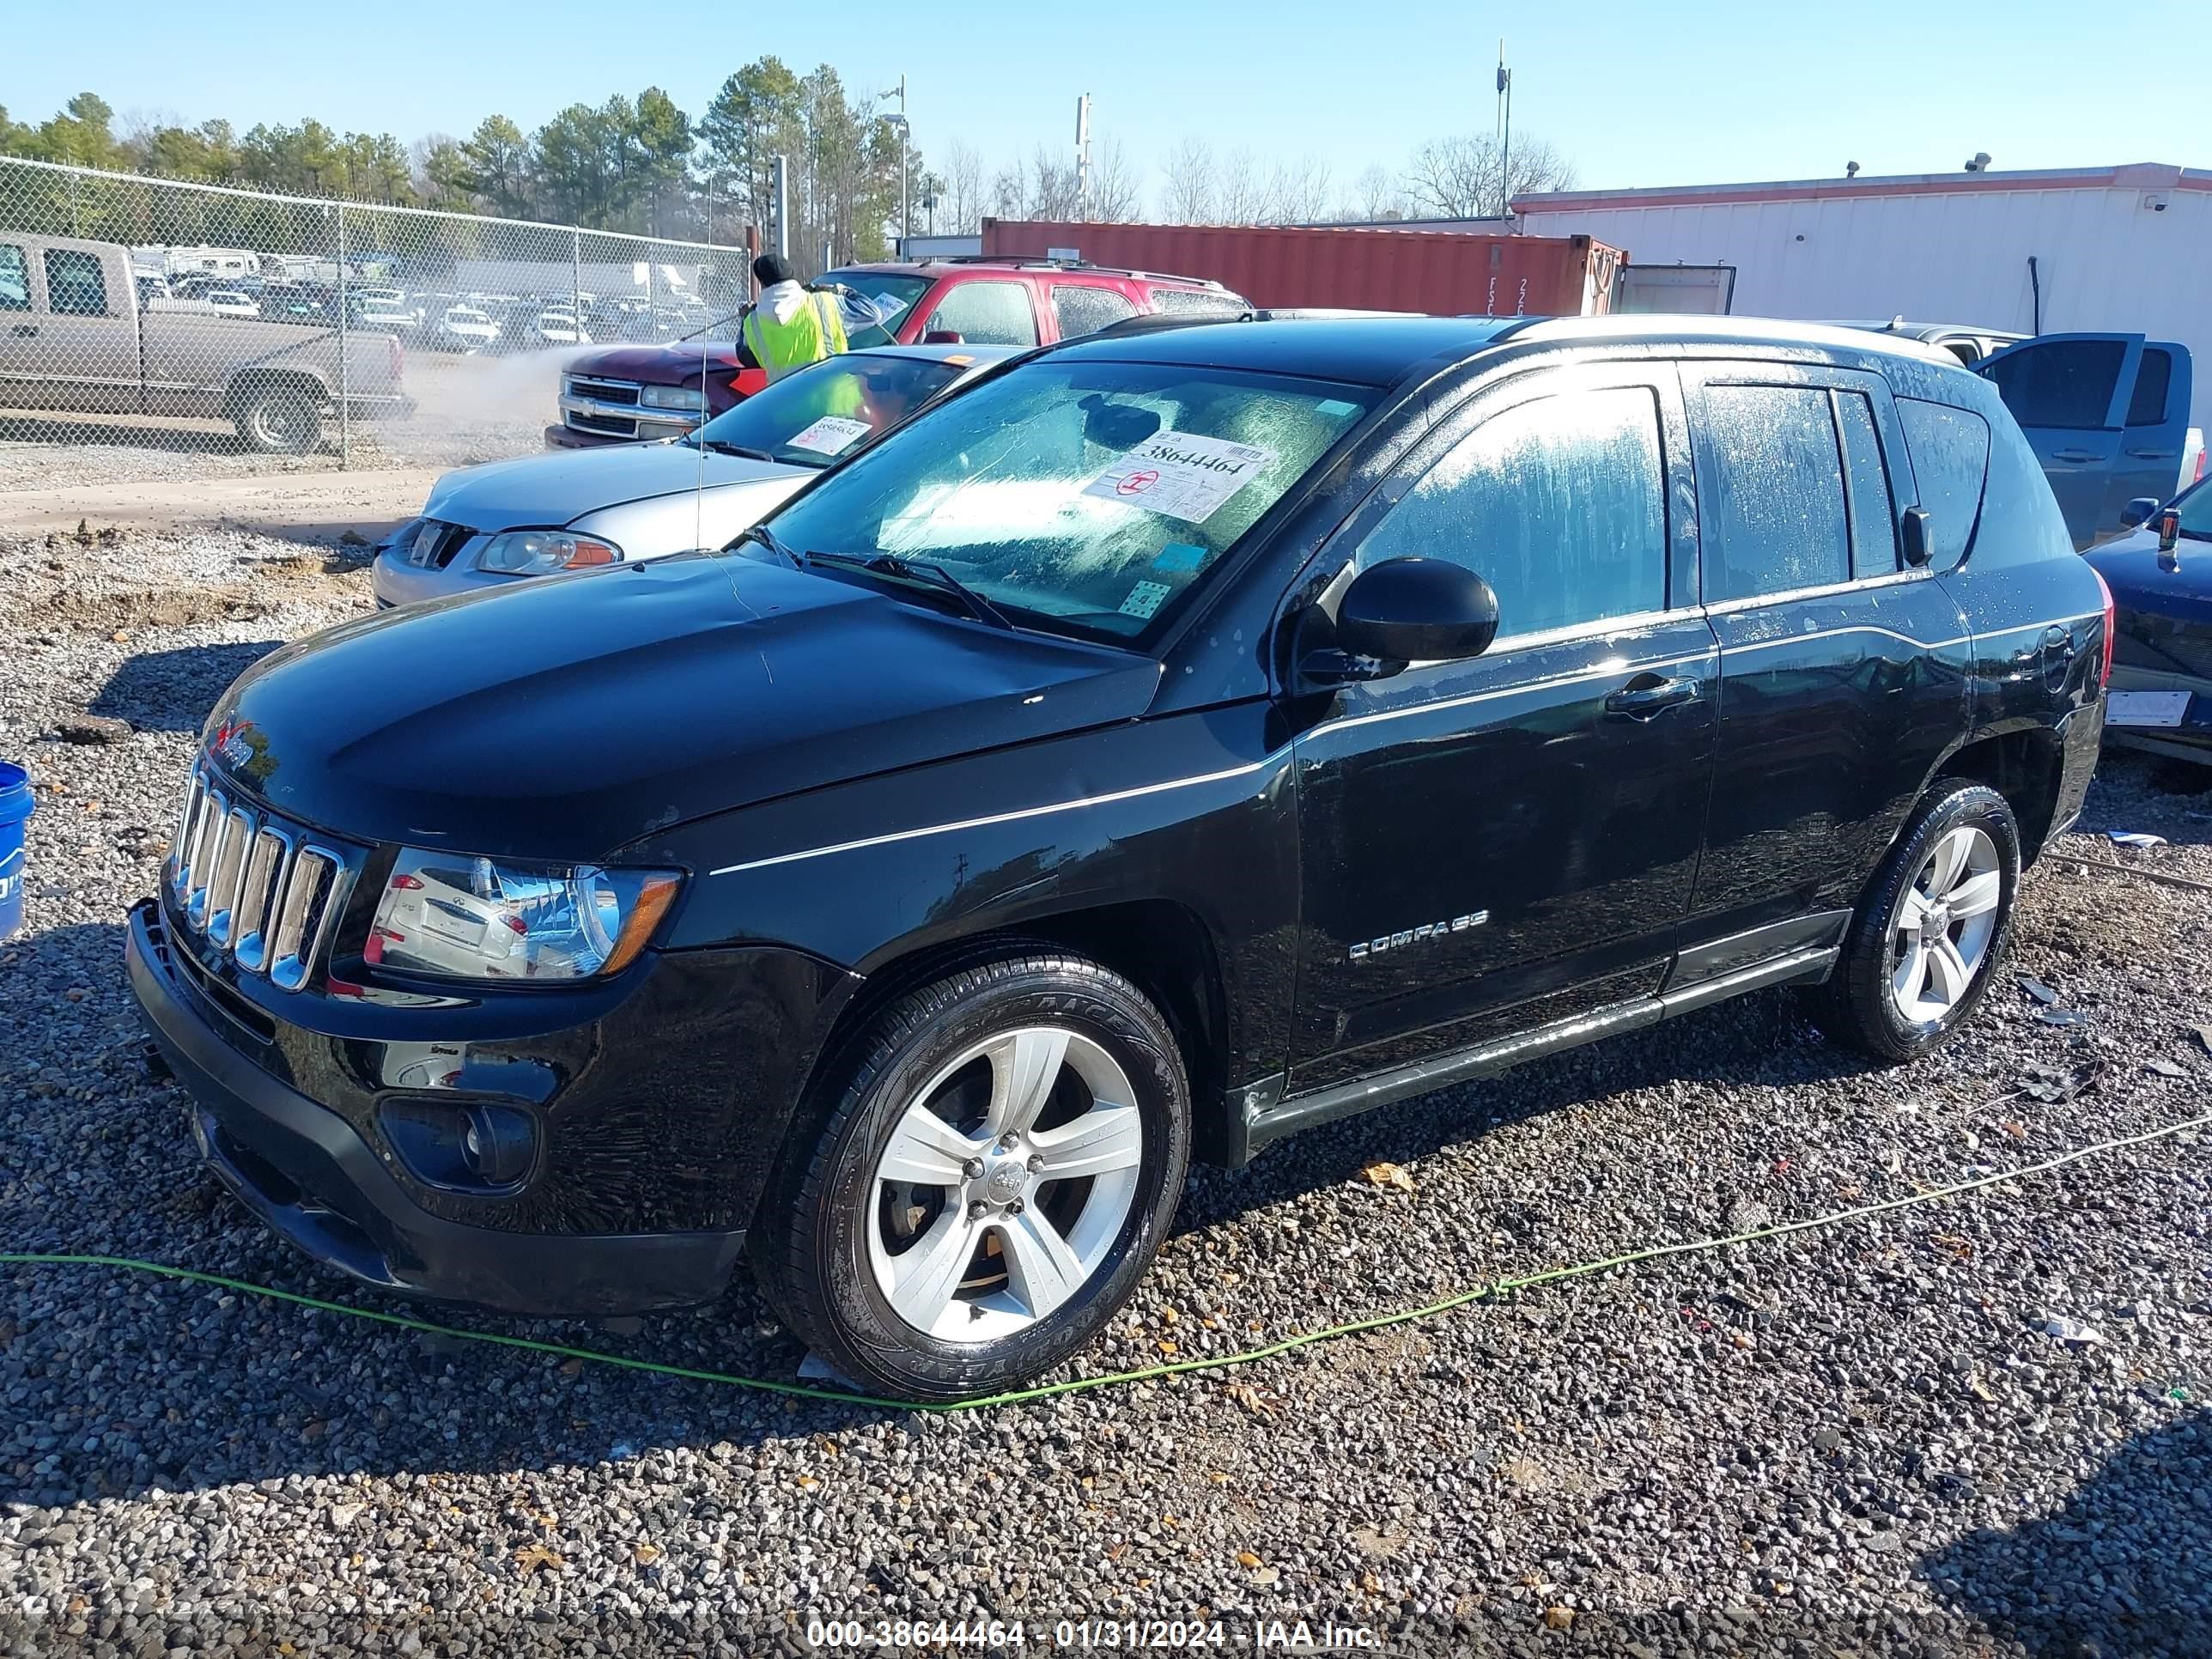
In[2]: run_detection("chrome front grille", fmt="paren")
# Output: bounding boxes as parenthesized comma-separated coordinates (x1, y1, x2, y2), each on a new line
(169, 760, 349, 991)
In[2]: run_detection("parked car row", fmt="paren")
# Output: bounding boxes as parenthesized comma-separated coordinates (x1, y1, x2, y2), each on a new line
(546, 256, 1248, 447)
(138, 307, 2142, 1404)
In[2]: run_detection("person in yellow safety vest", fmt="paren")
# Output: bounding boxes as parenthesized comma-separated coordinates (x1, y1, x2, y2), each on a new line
(742, 252, 848, 384)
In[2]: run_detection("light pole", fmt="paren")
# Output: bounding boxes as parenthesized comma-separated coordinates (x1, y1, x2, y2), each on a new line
(880, 76, 910, 252)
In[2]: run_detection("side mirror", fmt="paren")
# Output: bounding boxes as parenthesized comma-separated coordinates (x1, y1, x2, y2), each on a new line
(2119, 495, 2162, 532)
(1331, 557, 1500, 669)
(921, 328, 964, 345)
(1900, 507, 1934, 568)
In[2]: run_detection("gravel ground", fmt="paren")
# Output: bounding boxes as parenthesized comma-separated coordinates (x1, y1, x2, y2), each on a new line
(1, 526, 2207, 1657)
(0, 349, 564, 492)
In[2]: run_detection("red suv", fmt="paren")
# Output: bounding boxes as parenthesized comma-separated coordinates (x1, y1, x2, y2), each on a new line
(546, 258, 1247, 448)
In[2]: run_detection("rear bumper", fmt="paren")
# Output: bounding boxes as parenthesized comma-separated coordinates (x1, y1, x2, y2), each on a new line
(349, 394, 416, 422)
(125, 898, 749, 1316)
(2101, 665, 2212, 762)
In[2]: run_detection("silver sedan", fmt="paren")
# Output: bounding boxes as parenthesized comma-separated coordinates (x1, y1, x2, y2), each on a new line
(372, 343, 1016, 609)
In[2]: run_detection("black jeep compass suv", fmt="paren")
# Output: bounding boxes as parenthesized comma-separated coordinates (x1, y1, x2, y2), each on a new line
(128, 315, 2112, 1401)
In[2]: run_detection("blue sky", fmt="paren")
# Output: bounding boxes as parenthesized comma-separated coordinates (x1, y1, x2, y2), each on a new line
(9, 0, 2202, 203)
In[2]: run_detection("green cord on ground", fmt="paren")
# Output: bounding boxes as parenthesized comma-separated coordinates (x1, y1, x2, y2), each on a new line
(3, 1109, 2203, 1414)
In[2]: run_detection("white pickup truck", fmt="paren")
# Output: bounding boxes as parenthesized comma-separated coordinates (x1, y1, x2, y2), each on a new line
(0, 233, 411, 453)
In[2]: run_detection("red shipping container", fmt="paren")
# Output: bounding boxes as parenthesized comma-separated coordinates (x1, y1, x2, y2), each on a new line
(978, 220, 1626, 318)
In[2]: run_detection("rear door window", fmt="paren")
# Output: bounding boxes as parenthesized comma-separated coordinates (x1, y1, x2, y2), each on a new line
(1834, 392, 1899, 576)
(1358, 385, 1668, 636)
(1050, 283, 1139, 339)
(926, 279, 1038, 347)
(1983, 338, 2126, 428)
(0, 245, 27, 311)
(1895, 398, 1991, 569)
(43, 248, 111, 317)
(2127, 347, 2173, 427)
(1698, 386, 1850, 601)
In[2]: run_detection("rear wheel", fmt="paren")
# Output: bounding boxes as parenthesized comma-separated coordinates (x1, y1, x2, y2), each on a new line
(232, 383, 321, 454)
(1811, 781, 2021, 1061)
(752, 951, 1190, 1403)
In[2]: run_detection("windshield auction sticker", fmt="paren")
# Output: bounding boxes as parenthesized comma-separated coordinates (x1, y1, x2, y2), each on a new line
(1082, 430, 1275, 524)
(785, 415, 875, 456)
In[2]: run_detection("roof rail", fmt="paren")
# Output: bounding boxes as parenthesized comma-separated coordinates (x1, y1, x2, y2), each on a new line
(916, 252, 1228, 290)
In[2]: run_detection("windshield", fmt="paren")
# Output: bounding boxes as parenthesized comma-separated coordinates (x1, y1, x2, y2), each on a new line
(823, 270, 932, 348)
(738, 359, 1374, 646)
(686, 352, 967, 469)
(2174, 477, 2212, 541)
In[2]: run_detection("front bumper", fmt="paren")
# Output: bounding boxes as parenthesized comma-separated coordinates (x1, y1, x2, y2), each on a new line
(370, 544, 520, 610)
(126, 898, 754, 1316)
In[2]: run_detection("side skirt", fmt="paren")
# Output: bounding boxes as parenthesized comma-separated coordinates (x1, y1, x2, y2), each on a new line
(1230, 941, 1839, 1165)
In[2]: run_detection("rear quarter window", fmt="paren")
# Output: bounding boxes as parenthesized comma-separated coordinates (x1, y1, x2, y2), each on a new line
(1150, 289, 1247, 319)
(1895, 398, 1990, 571)
(1950, 402, 2074, 572)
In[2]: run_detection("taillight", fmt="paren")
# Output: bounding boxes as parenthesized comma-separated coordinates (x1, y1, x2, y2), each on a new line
(2195, 448, 2207, 484)
(2091, 566, 2116, 690)
(387, 337, 402, 381)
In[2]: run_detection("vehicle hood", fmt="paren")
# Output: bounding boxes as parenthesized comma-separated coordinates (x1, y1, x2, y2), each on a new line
(205, 555, 1161, 861)
(422, 443, 799, 533)
(568, 343, 728, 381)
(2085, 536, 2212, 680)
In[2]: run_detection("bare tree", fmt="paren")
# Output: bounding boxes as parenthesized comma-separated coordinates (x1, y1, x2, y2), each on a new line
(992, 144, 1082, 222)
(1352, 162, 1407, 221)
(1214, 146, 1271, 224)
(1265, 155, 1334, 224)
(1087, 135, 1144, 222)
(938, 137, 987, 233)
(1159, 134, 1217, 225)
(1405, 131, 1577, 219)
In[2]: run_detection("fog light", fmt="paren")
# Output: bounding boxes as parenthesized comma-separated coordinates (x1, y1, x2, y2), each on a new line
(380, 1097, 538, 1192)
(462, 1106, 536, 1185)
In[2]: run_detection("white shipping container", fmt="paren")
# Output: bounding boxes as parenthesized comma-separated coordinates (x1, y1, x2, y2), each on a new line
(1515, 163, 2212, 438)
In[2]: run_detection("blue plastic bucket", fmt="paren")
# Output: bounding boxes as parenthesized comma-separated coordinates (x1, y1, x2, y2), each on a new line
(0, 760, 32, 940)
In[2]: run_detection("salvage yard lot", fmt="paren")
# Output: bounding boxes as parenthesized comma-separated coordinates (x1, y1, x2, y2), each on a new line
(0, 493, 2207, 1656)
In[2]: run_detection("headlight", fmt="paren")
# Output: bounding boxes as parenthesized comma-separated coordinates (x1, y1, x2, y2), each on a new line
(477, 531, 622, 574)
(640, 384, 704, 411)
(368, 850, 683, 981)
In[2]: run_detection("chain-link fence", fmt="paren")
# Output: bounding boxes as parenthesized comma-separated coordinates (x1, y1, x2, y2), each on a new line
(0, 155, 756, 473)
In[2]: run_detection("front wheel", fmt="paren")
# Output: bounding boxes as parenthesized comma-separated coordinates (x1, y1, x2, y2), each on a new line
(752, 951, 1191, 1403)
(1811, 781, 2021, 1061)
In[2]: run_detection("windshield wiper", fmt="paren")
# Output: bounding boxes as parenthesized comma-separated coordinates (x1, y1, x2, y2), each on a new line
(692, 436, 778, 462)
(737, 524, 805, 568)
(805, 551, 1015, 630)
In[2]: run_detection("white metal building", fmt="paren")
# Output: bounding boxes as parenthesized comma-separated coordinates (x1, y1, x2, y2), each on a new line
(1513, 162, 2212, 434)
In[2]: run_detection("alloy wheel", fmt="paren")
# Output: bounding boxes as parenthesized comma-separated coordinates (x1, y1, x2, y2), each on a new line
(865, 1027, 1144, 1344)
(1887, 823, 2002, 1024)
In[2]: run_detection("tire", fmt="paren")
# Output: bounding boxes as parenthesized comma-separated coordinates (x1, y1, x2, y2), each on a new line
(751, 951, 1191, 1403)
(232, 383, 321, 454)
(1811, 781, 2021, 1062)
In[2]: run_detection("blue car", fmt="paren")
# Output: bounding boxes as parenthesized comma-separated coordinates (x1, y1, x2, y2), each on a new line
(2086, 473, 2212, 763)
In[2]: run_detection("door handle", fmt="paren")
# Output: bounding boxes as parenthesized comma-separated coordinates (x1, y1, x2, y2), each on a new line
(1604, 674, 1700, 720)
(8, 325, 34, 337)
(2124, 447, 2176, 460)
(2051, 449, 2101, 464)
